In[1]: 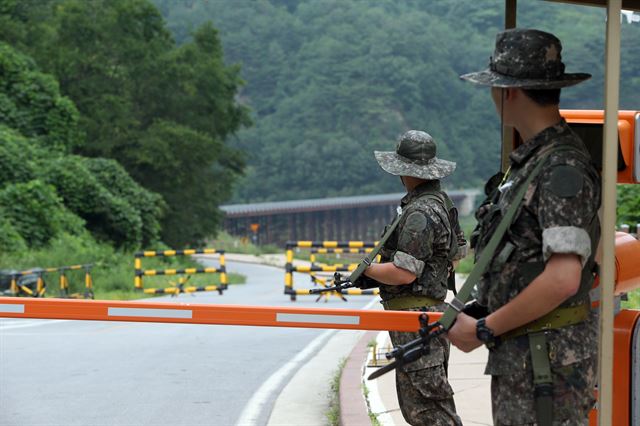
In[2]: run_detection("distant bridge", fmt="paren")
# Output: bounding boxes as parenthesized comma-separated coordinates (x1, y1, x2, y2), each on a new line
(220, 190, 481, 247)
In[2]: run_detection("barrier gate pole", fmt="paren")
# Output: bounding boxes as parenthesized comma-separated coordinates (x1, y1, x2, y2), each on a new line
(0, 297, 437, 332)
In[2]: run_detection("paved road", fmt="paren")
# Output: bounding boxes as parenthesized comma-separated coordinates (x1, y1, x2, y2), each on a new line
(0, 260, 376, 426)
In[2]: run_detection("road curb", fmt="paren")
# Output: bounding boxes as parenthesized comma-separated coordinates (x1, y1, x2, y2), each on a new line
(340, 330, 377, 426)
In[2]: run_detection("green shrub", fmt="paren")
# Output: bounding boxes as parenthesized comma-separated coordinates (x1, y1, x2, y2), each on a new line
(41, 156, 143, 248)
(85, 157, 165, 246)
(0, 125, 39, 186)
(617, 184, 640, 229)
(0, 180, 84, 247)
(0, 211, 27, 252)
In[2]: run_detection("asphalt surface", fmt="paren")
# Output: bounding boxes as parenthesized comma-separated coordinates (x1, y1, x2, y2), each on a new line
(0, 260, 376, 426)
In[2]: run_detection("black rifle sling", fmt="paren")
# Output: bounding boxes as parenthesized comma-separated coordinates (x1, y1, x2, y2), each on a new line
(347, 206, 402, 283)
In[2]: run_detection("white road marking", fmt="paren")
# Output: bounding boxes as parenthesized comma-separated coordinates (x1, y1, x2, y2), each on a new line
(236, 297, 379, 426)
(0, 319, 67, 330)
(235, 328, 335, 426)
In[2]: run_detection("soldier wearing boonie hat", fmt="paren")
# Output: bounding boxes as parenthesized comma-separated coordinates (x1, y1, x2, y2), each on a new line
(356, 130, 467, 426)
(448, 28, 601, 426)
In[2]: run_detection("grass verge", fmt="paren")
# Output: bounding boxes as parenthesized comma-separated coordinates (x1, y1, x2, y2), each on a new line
(362, 383, 382, 426)
(0, 232, 246, 300)
(207, 231, 281, 255)
(327, 358, 347, 426)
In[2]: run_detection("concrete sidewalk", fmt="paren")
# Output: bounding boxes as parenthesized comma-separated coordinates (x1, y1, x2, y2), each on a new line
(363, 331, 493, 426)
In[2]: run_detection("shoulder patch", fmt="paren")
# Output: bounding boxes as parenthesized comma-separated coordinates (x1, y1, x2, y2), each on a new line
(404, 211, 428, 233)
(548, 165, 583, 198)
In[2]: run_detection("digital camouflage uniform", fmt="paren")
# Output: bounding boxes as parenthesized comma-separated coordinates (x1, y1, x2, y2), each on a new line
(461, 29, 600, 425)
(369, 130, 466, 426)
(472, 120, 600, 425)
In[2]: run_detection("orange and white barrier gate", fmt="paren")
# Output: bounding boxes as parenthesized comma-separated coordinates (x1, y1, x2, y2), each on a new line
(284, 241, 380, 301)
(134, 248, 227, 296)
(0, 297, 432, 332)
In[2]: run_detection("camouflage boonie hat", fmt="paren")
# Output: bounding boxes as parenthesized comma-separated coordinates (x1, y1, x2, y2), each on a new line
(460, 28, 591, 89)
(374, 130, 456, 180)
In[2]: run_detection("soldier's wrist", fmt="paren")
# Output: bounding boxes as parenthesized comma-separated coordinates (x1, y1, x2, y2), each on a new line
(476, 318, 499, 349)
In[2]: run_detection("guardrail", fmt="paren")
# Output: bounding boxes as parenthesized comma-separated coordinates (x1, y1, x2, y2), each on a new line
(284, 241, 380, 301)
(134, 249, 227, 296)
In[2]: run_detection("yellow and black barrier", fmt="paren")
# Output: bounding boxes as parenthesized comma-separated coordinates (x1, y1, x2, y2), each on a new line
(5, 264, 94, 299)
(284, 241, 380, 301)
(134, 248, 227, 295)
(308, 247, 380, 286)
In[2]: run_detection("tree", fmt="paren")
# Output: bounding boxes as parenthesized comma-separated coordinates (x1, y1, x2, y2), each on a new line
(0, 42, 164, 249)
(2, 0, 251, 247)
(120, 120, 242, 247)
(617, 184, 640, 228)
(153, 0, 640, 204)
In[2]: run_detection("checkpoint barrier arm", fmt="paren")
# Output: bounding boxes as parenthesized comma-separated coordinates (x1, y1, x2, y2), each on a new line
(0, 297, 441, 332)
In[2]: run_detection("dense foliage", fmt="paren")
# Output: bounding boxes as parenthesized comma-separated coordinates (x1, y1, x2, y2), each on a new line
(1, 0, 249, 247)
(618, 185, 640, 228)
(153, 0, 640, 203)
(0, 42, 163, 249)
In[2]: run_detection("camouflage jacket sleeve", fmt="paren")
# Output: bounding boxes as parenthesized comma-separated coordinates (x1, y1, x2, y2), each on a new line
(537, 161, 600, 266)
(392, 207, 441, 276)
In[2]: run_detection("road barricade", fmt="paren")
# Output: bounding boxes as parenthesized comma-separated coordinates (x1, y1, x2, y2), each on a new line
(134, 248, 227, 296)
(284, 241, 380, 301)
(2, 264, 94, 299)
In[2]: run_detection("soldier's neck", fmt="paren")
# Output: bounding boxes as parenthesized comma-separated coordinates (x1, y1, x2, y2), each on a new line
(515, 106, 562, 142)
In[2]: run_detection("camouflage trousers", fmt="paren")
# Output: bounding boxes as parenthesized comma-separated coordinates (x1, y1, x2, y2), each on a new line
(388, 305, 462, 426)
(490, 356, 597, 425)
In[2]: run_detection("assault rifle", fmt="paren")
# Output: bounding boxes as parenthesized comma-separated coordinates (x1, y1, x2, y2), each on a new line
(368, 313, 445, 380)
(308, 272, 356, 294)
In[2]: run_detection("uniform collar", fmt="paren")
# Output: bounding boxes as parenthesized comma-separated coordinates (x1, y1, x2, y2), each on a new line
(401, 180, 441, 205)
(509, 119, 570, 166)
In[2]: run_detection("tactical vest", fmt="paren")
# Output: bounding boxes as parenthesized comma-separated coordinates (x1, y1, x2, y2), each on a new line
(471, 146, 599, 308)
(381, 189, 461, 297)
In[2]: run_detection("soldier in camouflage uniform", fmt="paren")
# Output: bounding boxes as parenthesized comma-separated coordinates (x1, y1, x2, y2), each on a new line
(448, 29, 601, 425)
(358, 130, 467, 426)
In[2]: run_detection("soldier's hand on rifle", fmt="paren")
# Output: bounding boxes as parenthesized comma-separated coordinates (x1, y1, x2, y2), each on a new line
(308, 273, 354, 294)
(447, 312, 483, 353)
(352, 275, 378, 289)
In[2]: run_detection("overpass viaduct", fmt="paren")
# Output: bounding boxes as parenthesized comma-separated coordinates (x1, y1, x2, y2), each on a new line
(220, 190, 481, 246)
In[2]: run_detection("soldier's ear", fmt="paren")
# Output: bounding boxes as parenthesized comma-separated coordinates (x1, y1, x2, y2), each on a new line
(504, 87, 518, 102)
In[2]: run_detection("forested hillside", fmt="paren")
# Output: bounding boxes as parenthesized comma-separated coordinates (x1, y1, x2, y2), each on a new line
(153, 0, 640, 202)
(1, 0, 249, 247)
